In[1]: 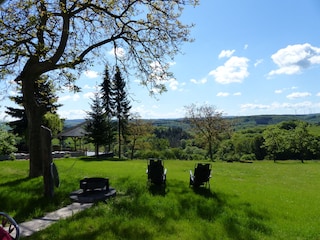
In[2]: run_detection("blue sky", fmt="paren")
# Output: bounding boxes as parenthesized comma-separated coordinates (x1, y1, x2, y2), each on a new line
(2, 0, 320, 120)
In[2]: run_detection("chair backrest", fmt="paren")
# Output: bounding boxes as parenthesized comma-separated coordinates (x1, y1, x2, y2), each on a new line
(194, 163, 211, 184)
(148, 159, 164, 184)
(0, 212, 20, 240)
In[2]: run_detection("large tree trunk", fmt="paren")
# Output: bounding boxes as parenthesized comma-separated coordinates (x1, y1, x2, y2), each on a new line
(41, 126, 54, 198)
(20, 59, 47, 178)
(27, 108, 44, 177)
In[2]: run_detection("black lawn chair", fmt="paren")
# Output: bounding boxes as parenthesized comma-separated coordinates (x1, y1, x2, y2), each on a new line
(189, 163, 212, 188)
(0, 212, 20, 240)
(146, 158, 167, 185)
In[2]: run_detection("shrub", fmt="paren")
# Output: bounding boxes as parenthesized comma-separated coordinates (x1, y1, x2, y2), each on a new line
(240, 153, 256, 161)
(134, 150, 163, 159)
(0, 128, 18, 156)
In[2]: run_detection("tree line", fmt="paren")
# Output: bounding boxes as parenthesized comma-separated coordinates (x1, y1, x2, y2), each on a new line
(2, 100, 320, 163)
(82, 103, 320, 162)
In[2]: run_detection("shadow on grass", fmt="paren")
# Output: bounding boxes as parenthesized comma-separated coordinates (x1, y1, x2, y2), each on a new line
(78, 156, 129, 162)
(3, 175, 273, 239)
(274, 160, 304, 164)
(148, 184, 167, 196)
(0, 176, 76, 223)
(169, 180, 273, 239)
(0, 176, 30, 188)
(192, 186, 217, 198)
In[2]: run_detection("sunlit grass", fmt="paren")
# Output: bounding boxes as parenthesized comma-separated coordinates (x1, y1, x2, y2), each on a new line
(1, 159, 320, 239)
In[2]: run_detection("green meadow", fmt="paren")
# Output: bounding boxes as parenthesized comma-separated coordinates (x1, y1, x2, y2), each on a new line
(1, 158, 320, 239)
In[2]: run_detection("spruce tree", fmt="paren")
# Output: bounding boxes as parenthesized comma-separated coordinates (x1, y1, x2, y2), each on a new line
(100, 66, 115, 116)
(100, 66, 116, 152)
(112, 67, 131, 159)
(6, 75, 62, 151)
(85, 92, 112, 156)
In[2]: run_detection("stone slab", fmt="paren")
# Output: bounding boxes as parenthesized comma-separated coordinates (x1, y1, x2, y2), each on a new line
(19, 202, 93, 237)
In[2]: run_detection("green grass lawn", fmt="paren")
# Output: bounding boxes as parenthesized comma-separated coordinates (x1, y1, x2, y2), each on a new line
(1, 158, 320, 239)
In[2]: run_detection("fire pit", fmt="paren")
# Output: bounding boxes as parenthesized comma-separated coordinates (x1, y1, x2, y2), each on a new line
(69, 177, 116, 203)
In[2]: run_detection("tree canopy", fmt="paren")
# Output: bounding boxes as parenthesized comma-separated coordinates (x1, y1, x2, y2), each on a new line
(185, 103, 231, 161)
(0, 0, 198, 91)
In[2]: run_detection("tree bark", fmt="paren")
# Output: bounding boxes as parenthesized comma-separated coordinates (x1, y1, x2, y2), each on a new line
(208, 140, 213, 161)
(130, 138, 136, 160)
(28, 116, 43, 177)
(41, 126, 54, 198)
(118, 119, 121, 159)
(20, 58, 47, 178)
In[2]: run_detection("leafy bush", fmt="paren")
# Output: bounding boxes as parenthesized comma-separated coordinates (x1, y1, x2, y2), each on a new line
(0, 128, 18, 156)
(240, 153, 256, 161)
(134, 150, 163, 159)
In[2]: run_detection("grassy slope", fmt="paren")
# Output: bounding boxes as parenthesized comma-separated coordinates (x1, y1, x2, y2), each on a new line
(1, 159, 320, 239)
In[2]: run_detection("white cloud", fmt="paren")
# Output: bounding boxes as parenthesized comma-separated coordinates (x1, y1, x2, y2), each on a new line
(168, 78, 179, 91)
(209, 56, 249, 84)
(317, 92, 320, 97)
(233, 92, 242, 96)
(218, 49, 235, 59)
(269, 43, 320, 76)
(216, 92, 230, 97)
(83, 84, 94, 90)
(83, 92, 95, 99)
(148, 61, 183, 91)
(190, 78, 207, 84)
(240, 103, 270, 110)
(58, 109, 87, 120)
(286, 92, 311, 99)
(131, 104, 184, 119)
(108, 47, 126, 58)
(84, 70, 99, 79)
(167, 78, 185, 91)
(58, 94, 80, 102)
(244, 44, 248, 50)
(275, 89, 283, 94)
(254, 59, 263, 67)
(240, 101, 315, 113)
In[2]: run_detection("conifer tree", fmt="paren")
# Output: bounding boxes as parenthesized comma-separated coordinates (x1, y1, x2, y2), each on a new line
(112, 67, 131, 159)
(100, 66, 115, 116)
(6, 75, 62, 150)
(85, 91, 113, 156)
(100, 66, 116, 152)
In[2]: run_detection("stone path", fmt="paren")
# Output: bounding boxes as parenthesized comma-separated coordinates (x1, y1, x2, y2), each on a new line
(19, 202, 93, 237)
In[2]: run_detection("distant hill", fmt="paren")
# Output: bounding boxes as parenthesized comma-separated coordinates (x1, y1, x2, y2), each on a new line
(63, 113, 320, 130)
(230, 114, 320, 130)
(63, 119, 86, 129)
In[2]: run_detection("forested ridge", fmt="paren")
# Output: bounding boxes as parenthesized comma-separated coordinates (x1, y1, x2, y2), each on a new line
(63, 113, 320, 130)
(2, 113, 320, 162)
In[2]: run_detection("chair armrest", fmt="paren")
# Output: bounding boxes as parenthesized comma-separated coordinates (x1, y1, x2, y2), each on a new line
(190, 170, 194, 180)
